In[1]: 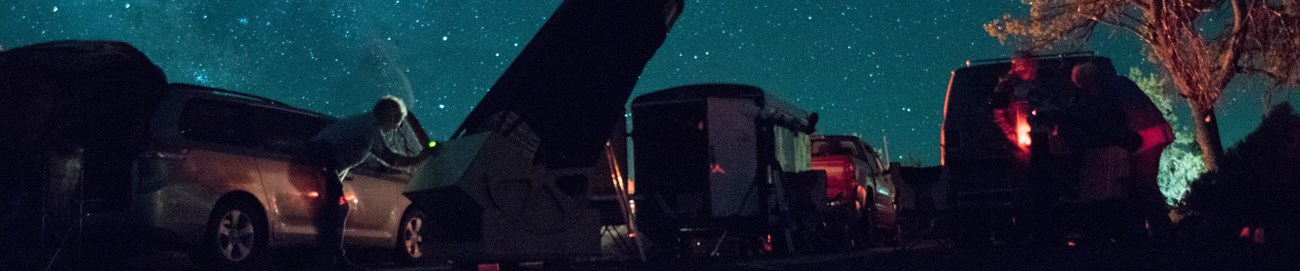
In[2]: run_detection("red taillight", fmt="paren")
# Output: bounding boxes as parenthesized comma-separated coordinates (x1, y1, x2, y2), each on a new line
(846, 163, 855, 175)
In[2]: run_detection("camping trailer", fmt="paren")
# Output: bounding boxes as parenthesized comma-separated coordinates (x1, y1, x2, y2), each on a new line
(630, 84, 821, 256)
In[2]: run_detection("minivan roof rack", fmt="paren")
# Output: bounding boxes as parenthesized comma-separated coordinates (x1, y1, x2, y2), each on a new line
(170, 83, 289, 107)
(965, 51, 1095, 67)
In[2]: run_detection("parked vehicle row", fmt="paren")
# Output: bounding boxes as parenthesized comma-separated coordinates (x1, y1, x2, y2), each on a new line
(629, 84, 901, 257)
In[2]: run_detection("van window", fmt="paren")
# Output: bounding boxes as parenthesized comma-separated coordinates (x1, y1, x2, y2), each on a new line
(179, 99, 255, 148)
(179, 99, 330, 154)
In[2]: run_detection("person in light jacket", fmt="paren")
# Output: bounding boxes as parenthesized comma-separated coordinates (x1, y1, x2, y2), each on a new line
(305, 95, 428, 270)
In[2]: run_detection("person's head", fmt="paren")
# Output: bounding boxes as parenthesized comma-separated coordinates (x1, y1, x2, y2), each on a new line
(374, 95, 407, 131)
(1071, 62, 1107, 94)
(1010, 50, 1039, 81)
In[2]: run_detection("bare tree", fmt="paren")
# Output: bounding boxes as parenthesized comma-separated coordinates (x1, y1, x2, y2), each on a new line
(985, 0, 1300, 170)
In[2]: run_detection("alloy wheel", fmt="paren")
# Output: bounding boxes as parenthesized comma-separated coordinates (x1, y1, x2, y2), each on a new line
(216, 209, 256, 261)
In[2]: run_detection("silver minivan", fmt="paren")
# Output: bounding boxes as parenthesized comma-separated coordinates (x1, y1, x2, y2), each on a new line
(112, 83, 429, 268)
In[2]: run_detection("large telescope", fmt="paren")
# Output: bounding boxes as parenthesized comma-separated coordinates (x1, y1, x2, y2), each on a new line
(405, 0, 682, 260)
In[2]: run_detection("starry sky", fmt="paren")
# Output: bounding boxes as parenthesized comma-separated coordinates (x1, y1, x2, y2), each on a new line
(2, 0, 1294, 165)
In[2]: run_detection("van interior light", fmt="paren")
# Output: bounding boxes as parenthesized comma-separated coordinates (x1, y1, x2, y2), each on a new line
(428, 141, 438, 148)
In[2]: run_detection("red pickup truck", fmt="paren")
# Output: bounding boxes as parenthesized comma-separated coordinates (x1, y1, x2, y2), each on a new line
(811, 135, 899, 247)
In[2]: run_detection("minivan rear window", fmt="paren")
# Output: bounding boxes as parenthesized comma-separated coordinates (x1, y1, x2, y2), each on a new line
(179, 98, 330, 154)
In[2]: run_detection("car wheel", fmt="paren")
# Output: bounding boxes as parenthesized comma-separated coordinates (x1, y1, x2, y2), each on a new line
(202, 197, 268, 269)
(394, 207, 427, 263)
(883, 201, 901, 246)
(858, 192, 879, 248)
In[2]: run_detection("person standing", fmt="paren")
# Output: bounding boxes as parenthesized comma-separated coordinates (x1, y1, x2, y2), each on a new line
(305, 96, 428, 270)
(992, 51, 1074, 244)
(1063, 62, 1143, 245)
(1102, 66, 1176, 243)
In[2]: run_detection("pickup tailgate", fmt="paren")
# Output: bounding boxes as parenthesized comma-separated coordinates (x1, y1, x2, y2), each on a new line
(812, 155, 857, 201)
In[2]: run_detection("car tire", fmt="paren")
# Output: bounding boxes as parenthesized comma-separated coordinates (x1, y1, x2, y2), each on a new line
(394, 207, 427, 263)
(201, 197, 269, 270)
(851, 193, 877, 249)
(882, 201, 901, 246)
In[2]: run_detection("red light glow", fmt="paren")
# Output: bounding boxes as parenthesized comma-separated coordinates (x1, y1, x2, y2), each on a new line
(1015, 114, 1032, 149)
(763, 234, 773, 252)
(478, 263, 501, 271)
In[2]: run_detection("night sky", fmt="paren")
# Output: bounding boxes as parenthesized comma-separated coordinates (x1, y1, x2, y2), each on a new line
(2, 0, 1293, 164)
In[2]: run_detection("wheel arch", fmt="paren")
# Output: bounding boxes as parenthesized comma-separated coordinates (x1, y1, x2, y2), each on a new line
(208, 190, 273, 243)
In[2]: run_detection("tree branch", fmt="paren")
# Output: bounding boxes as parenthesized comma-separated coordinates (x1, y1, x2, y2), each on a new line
(1215, 0, 1246, 90)
(1089, 11, 1151, 43)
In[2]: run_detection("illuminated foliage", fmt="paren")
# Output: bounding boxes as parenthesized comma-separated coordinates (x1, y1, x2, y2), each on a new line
(1129, 67, 1207, 206)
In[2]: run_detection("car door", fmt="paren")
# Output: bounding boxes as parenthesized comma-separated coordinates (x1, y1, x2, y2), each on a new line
(240, 105, 333, 245)
(863, 148, 898, 228)
(853, 140, 893, 228)
(342, 117, 426, 246)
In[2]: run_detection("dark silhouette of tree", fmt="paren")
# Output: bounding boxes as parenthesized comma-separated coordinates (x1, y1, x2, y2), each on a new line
(985, 0, 1300, 170)
(1182, 103, 1300, 246)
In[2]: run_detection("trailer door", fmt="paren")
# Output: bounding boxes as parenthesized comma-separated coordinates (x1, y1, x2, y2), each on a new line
(706, 97, 761, 218)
